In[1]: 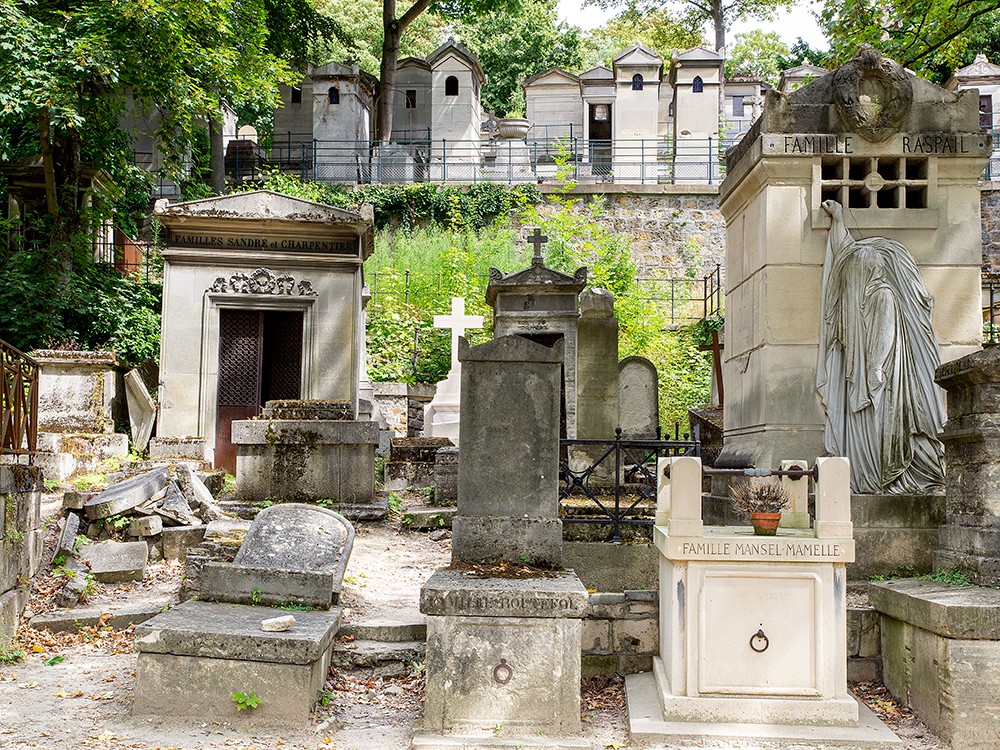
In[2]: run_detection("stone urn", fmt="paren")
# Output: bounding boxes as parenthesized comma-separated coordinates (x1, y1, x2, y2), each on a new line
(496, 117, 531, 140)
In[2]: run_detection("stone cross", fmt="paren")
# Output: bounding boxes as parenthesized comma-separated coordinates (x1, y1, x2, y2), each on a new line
(434, 297, 483, 370)
(698, 330, 724, 407)
(527, 228, 548, 265)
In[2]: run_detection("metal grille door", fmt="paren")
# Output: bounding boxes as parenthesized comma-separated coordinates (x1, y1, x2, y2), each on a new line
(216, 309, 262, 473)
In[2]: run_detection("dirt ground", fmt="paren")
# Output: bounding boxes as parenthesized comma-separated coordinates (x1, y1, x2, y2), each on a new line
(0, 493, 947, 750)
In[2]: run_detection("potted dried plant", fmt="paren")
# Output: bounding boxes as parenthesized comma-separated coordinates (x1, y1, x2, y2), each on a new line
(730, 477, 792, 536)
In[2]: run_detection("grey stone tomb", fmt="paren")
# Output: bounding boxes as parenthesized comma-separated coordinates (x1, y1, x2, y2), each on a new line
(200, 503, 355, 609)
(418, 334, 589, 747)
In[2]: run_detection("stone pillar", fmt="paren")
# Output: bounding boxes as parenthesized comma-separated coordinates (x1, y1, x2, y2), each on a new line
(452, 335, 564, 568)
(934, 348, 1000, 584)
(576, 289, 618, 439)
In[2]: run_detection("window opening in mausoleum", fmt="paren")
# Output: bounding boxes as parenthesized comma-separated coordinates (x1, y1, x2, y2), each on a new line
(632, 74, 643, 91)
(445, 76, 459, 96)
(328, 87, 339, 104)
(405, 90, 417, 108)
(732, 96, 744, 117)
(692, 76, 703, 93)
(291, 86, 302, 104)
(820, 156, 928, 209)
(981, 95, 993, 133)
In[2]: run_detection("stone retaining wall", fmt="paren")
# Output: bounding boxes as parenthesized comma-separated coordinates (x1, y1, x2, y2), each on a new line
(0, 465, 43, 644)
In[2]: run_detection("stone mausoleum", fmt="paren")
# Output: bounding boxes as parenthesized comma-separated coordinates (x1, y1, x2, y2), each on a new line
(154, 191, 374, 472)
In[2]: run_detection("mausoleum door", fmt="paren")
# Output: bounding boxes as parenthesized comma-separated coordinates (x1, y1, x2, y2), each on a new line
(589, 104, 612, 176)
(216, 308, 304, 473)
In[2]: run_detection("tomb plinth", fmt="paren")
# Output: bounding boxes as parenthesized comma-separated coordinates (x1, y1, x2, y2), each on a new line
(418, 335, 588, 747)
(628, 455, 901, 746)
(231, 400, 378, 513)
(717, 49, 988, 472)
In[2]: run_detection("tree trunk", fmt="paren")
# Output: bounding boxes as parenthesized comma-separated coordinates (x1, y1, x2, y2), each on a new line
(209, 114, 226, 194)
(38, 110, 58, 217)
(376, 0, 400, 144)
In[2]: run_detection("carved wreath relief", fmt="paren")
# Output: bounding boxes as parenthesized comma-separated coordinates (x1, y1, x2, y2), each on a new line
(208, 267, 318, 296)
(833, 45, 912, 142)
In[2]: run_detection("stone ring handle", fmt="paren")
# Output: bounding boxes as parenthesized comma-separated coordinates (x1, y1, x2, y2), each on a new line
(492, 658, 513, 684)
(750, 628, 769, 653)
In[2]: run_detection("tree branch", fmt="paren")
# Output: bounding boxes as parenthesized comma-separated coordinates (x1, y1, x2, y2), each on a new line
(398, 0, 433, 31)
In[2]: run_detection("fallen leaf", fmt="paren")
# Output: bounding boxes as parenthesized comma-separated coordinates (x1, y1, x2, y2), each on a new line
(32, 645, 44, 653)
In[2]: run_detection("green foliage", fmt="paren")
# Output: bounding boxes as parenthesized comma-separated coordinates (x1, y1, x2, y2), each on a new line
(0, 643, 25, 664)
(251, 588, 263, 605)
(777, 37, 830, 71)
(580, 6, 704, 69)
(232, 690, 262, 710)
(917, 568, 975, 587)
(43, 654, 65, 666)
(457, 0, 581, 116)
(818, 0, 1000, 74)
(725, 30, 790, 86)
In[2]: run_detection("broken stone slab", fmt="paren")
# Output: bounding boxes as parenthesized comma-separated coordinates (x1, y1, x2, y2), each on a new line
(84, 467, 170, 520)
(200, 562, 338, 609)
(261, 614, 296, 632)
(148, 436, 208, 461)
(125, 369, 156, 452)
(54, 557, 93, 607)
(129, 515, 163, 537)
(52, 513, 80, 563)
(402, 507, 455, 530)
(175, 465, 231, 522)
(204, 518, 252, 542)
(161, 524, 207, 561)
(62, 490, 96, 511)
(154, 481, 201, 526)
(196, 470, 226, 497)
(30, 600, 171, 632)
(84, 541, 148, 583)
(260, 399, 354, 421)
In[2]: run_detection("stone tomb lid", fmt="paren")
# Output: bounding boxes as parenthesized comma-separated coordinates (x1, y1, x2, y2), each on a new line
(420, 568, 589, 618)
(234, 503, 355, 580)
(134, 600, 341, 664)
(869, 578, 1000, 640)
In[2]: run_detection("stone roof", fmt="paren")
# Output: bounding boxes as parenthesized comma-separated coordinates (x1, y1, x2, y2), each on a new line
(426, 38, 487, 85)
(485, 253, 587, 307)
(946, 53, 1000, 89)
(522, 67, 581, 88)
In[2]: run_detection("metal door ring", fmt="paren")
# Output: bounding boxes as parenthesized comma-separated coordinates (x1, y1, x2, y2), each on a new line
(750, 629, 769, 652)
(493, 658, 513, 684)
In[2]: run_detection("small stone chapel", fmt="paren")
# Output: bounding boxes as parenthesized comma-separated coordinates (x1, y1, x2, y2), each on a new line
(154, 191, 374, 472)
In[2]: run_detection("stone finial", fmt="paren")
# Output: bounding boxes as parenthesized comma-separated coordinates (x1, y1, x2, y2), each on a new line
(815, 457, 853, 539)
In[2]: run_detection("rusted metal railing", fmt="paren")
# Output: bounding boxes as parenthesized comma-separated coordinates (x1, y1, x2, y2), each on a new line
(1, 339, 39, 463)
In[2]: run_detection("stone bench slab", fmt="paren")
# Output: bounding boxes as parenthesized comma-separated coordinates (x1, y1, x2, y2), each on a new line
(869, 578, 1000, 639)
(134, 600, 341, 664)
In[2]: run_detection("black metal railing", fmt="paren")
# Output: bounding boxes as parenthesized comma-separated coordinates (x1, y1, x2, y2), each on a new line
(1, 339, 39, 463)
(559, 424, 700, 542)
(985, 278, 1000, 346)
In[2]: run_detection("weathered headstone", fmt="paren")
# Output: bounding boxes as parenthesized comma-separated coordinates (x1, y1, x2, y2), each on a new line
(52, 513, 80, 563)
(86, 541, 148, 583)
(576, 288, 619, 439)
(84, 468, 170, 520)
(618, 356, 659, 439)
(124, 369, 156, 451)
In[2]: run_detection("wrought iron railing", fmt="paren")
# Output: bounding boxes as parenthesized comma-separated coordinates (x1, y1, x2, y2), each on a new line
(0, 339, 39, 463)
(984, 277, 1000, 346)
(559, 424, 700, 542)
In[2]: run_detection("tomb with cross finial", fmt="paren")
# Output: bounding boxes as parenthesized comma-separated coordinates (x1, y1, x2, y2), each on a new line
(423, 297, 483, 444)
(485, 227, 588, 438)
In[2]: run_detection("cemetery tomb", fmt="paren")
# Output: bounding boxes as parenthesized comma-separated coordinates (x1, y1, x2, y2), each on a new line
(423, 296, 483, 444)
(627, 455, 901, 747)
(154, 191, 374, 473)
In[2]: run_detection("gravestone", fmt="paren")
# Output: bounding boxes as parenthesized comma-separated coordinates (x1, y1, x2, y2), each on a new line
(486, 228, 587, 438)
(576, 288, 619, 439)
(201, 502, 355, 609)
(423, 297, 483, 444)
(418, 335, 589, 746)
(618, 356, 659, 438)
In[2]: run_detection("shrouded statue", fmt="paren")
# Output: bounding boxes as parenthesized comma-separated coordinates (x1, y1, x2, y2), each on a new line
(816, 200, 946, 494)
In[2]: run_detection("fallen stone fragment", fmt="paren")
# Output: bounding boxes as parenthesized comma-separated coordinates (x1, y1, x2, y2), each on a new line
(62, 491, 96, 511)
(428, 529, 451, 542)
(260, 615, 296, 632)
(154, 481, 201, 526)
(162, 524, 207, 561)
(55, 558, 93, 607)
(52, 513, 80, 563)
(84, 468, 170, 520)
(175, 465, 231, 522)
(85, 541, 148, 583)
(129, 515, 163, 537)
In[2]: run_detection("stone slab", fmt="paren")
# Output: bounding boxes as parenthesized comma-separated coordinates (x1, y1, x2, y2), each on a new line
(83, 468, 170, 520)
(125, 369, 156, 451)
(84, 541, 148, 582)
(52, 513, 80, 562)
(29, 601, 172, 632)
(402, 507, 455, 530)
(161, 524, 207, 561)
(200, 562, 337, 608)
(411, 735, 590, 750)
(869, 578, 1000, 638)
(626, 671, 901, 748)
(129, 515, 162, 537)
(62, 491, 95, 510)
(338, 618, 427, 643)
(261, 399, 353, 420)
(133, 649, 330, 726)
(231, 419, 377, 445)
(562, 542, 657, 593)
(134, 600, 341, 664)
(452, 516, 563, 568)
(148, 436, 207, 461)
(420, 569, 589, 618)
(0, 587, 29, 643)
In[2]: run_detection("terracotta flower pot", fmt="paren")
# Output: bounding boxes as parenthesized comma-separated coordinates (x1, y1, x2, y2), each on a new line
(750, 512, 781, 536)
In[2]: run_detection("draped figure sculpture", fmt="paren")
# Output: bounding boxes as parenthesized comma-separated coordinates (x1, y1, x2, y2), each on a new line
(816, 200, 945, 495)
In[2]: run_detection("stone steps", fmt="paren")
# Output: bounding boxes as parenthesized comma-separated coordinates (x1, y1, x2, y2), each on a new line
(332, 639, 425, 670)
(339, 618, 427, 642)
(401, 507, 455, 530)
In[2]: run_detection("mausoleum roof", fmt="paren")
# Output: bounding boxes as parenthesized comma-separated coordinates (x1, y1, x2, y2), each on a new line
(485, 255, 587, 307)
(580, 65, 613, 81)
(946, 53, 1000, 89)
(522, 67, 580, 88)
(612, 42, 663, 67)
(426, 38, 486, 85)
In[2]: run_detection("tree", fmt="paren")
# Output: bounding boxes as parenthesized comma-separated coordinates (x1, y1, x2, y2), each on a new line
(777, 36, 829, 70)
(725, 29, 789, 86)
(373, 0, 519, 143)
(581, 6, 704, 69)
(818, 0, 1000, 73)
(458, 0, 582, 116)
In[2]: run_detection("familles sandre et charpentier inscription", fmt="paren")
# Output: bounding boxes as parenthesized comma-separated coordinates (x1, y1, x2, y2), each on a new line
(762, 133, 988, 156)
(666, 537, 854, 562)
(171, 234, 354, 253)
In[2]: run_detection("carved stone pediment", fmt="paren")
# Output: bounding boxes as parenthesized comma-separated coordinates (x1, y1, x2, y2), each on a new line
(207, 267, 318, 296)
(485, 264, 587, 307)
(833, 46, 912, 142)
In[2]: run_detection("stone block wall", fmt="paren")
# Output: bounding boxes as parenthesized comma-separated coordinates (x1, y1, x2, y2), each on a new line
(982, 187, 1000, 270)
(406, 384, 436, 438)
(847, 605, 881, 682)
(0, 465, 43, 644)
(582, 590, 658, 677)
(372, 382, 407, 437)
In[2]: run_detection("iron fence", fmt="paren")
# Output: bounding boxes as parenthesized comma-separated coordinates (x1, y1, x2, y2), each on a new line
(985, 278, 1000, 346)
(1, 339, 39, 463)
(559, 424, 700, 542)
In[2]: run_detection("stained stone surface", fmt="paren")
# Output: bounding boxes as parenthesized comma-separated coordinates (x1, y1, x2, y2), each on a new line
(618, 356, 659, 439)
(420, 569, 589, 618)
(52, 513, 80, 562)
(234, 503, 354, 579)
(86, 541, 148, 583)
(260, 399, 354, 421)
(83, 468, 170, 520)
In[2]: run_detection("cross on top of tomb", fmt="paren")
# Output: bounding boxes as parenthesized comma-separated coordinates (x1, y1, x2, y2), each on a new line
(527, 228, 549, 266)
(434, 297, 484, 369)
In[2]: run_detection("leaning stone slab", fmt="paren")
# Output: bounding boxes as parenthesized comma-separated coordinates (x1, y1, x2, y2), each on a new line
(84, 468, 170, 520)
(200, 563, 337, 609)
(85, 541, 148, 583)
(175, 465, 230, 522)
(161, 524, 207, 561)
(155, 481, 200, 526)
(52, 513, 80, 563)
(420, 569, 590, 619)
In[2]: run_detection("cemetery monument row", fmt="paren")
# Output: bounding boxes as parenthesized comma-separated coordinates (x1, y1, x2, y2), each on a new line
(717, 45, 989, 477)
(154, 191, 374, 473)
